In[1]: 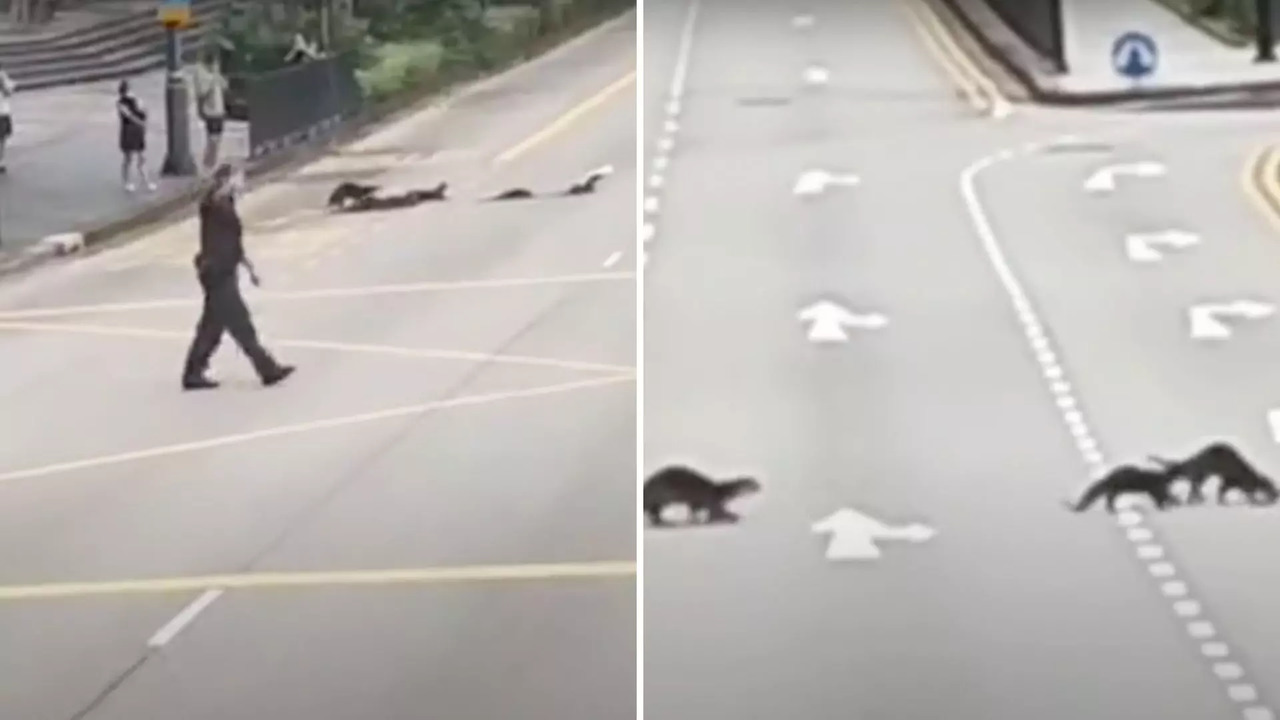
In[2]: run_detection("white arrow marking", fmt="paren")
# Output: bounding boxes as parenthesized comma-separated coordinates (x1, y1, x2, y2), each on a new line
(803, 65, 830, 86)
(793, 169, 861, 197)
(1266, 410, 1280, 443)
(1124, 230, 1200, 263)
(811, 508, 936, 561)
(1188, 300, 1275, 339)
(797, 301, 887, 343)
(1084, 161, 1166, 193)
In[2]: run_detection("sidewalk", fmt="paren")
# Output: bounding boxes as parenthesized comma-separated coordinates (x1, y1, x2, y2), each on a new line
(945, 0, 1280, 102)
(0, 69, 247, 251)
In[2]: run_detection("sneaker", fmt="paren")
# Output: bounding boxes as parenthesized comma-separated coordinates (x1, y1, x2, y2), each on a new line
(124, 183, 136, 193)
(262, 364, 296, 387)
(145, 181, 157, 191)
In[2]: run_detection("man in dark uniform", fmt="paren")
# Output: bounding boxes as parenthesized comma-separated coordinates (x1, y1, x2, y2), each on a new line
(182, 163, 296, 390)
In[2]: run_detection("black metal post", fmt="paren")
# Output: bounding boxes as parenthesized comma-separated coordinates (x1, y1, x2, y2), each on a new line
(160, 26, 197, 176)
(1257, 0, 1276, 62)
(1049, 0, 1068, 73)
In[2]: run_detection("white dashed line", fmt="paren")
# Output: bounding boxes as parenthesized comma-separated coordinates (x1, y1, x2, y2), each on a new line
(147, 588, 223, 649)
(602, 251, 622, 268)
(643, 0, 700, 271)
(960, 143, 1274, 720)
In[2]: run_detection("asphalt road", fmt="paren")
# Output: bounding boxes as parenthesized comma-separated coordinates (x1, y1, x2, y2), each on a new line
(0, 13, 635, 720)
(644, 1, 1280, 718)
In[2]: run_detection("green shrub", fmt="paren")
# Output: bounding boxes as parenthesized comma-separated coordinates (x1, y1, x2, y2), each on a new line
(354, 40, 445, 103)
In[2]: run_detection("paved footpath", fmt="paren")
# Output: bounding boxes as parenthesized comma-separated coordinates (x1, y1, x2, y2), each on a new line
(644, 0, 1280, 718)
(0, 13, 635, 720)
(1060, 0, 1280, 92)
(0, 69, 247, 251)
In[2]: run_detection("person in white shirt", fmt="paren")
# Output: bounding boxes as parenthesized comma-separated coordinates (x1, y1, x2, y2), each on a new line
(0, 63, 16, 174)
(190, 49, 228, 172)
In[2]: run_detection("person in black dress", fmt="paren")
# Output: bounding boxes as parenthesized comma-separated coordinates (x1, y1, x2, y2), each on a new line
(182, 163, 296, 391)
(116, 79, 155, 192)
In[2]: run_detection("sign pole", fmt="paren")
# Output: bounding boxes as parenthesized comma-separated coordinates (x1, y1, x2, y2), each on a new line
(1258, 0, 1276, 62)
(158, 0, 197, 177)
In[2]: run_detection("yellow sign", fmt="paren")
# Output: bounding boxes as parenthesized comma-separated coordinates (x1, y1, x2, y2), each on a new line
(157, 0, 191, 29)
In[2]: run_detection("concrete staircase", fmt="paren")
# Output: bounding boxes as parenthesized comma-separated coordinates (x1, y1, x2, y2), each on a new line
(0, 0, 231, 91)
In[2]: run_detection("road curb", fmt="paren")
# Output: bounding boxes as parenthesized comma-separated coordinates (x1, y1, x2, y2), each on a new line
(0, 7, 635, 281)
(938, 0, 1280, 108)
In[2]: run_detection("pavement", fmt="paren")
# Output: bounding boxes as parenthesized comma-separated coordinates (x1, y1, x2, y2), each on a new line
(0, 11, 635, 720)
(0, 68, 249, 250)
(946, 0, 1280, 102)
(644, 1, 1280, 718)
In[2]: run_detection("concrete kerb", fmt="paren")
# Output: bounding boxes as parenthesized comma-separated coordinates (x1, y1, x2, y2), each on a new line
(937, 0, 1280, 107)
(5, 7, 636, 280)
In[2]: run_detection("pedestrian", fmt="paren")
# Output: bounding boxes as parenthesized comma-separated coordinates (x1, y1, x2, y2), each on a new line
(116, 79, 156, 193)
(181, 163, 295, 391)
(190, 48, 228, 172)
(0, 62, 16, 174)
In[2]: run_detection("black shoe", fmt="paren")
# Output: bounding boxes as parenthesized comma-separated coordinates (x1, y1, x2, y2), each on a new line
(182, 375, 219, 391)
(262, 364, 296, 387)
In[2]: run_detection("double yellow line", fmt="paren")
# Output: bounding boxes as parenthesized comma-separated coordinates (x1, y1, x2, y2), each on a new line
(902, 0, 1010, 118)
(1244, 143, 1280, 234)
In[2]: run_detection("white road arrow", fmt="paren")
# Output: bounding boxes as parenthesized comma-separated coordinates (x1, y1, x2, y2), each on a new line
(1124, 230, 1200, 262)
(1188, 300, 1275, 339)
(1084, 161, 1166, 193)
(793, 169, 861, 197)
(811, 508, 937, 561)
(797, 301, 887, 343)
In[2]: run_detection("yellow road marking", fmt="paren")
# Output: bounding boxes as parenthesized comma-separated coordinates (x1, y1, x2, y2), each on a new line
(0, 560, 637, 601)
(903, 0, 1010, 118)
(495, 70, 637, 164)
(0, 319, 635, 374)
(0, 272, 636, 321)
(0, 374, 633, 484)
(1244, 143, 1280, 235)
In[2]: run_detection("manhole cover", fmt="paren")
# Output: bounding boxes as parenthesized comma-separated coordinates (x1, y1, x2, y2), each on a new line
(737, 96, 792, 107)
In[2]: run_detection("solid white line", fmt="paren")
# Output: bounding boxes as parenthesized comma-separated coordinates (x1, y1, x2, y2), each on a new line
(603, 251, 623, 268)
(669, 0, 699, 101)
(147, 588, 224, 648)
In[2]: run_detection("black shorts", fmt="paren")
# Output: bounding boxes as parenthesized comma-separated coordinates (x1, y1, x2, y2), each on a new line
(120, 124, 145, 153)
(203, 116, 224, 136)
(0, 114, 12, 141)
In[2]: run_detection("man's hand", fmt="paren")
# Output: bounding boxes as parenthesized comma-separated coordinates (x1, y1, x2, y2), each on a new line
(242, 259, 261, 287)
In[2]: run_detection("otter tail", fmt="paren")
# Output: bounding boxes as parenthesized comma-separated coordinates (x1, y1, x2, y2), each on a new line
(1064, 482, 1103, 512)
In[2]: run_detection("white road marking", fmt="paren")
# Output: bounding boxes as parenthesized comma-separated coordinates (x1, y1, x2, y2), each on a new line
(960, 143, 1274, 719)
(792, 14, 814, 29)
(1083, 161, 1166, 194)
(147, 589, 223, 648)
(602, 251, 622, 268)
(642, 0, 699, 275)
(802, 65, 830, 86)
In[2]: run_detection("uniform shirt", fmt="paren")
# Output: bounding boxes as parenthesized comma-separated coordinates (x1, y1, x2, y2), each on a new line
(195, 193, 244, 280)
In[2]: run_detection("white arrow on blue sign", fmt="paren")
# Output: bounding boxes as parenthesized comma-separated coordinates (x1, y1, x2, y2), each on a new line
(1112, 31, 1158, 81)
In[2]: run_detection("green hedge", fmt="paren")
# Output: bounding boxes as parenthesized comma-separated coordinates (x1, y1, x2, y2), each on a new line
(354, 0, 630, 108)
(1167, 0, 1261, 43)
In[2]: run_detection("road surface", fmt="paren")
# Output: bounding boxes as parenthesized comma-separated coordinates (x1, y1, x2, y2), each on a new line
(0, 13, 635, 720)
(644, 1, 1280, 718)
